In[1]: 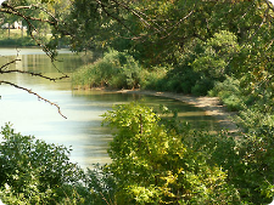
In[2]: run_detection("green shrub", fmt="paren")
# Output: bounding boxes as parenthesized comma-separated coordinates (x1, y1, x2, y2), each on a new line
(0, 36, 36, 47)
(72, 49, 144, 89)
(82, 164, 117, 205)
(102, 102, 241, 204)
(162, 30, 240, 96)
(141, 65, 168, 90)
(191, 76, 214, 96)
(209, 76, 244, 111)
(101, 102, 274, 204)
(0, 31, 38, 47)
(162, 65, 200, 93)
(0, 124, 118, 205)
(0, 124, 84, 204)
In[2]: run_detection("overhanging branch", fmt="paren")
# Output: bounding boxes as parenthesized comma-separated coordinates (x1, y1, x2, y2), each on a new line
(0, 58, 21, 70)
(0, 55, 69, 118)
(0, 81, 67, 119)
(0, 3, 69, 119)
(0, 2, 58, 60)
(1, 69, 69, 82)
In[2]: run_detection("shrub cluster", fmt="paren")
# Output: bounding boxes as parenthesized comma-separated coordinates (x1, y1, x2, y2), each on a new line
(73, 49, 142, 89)
(72, 31, 241, 96)
(156, 30, 240, 96)
(0, 36, 36, 47)
(1, 100, 274, 204)
(101, 102, 274, 204)
(0, 124, 115, 205)
(72, 49, 168, 91)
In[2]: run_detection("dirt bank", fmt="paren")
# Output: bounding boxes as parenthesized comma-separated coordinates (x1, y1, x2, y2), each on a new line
(115, 90, 240, 133)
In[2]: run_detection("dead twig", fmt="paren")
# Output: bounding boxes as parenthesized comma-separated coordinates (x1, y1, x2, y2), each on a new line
(0, 81, 67, 119)
(0, 56, 69, 118)
(0, 58, 21, 71)
(1, 69, 69, 82)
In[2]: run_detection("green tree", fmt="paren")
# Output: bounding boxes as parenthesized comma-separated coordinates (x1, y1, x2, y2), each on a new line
(102, 102, 240, 204)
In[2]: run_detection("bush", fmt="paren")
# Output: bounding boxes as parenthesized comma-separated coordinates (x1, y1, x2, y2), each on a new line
(141, 65, 168, 90)
(102, 102, 241, 204)
(72, 49, 145, 89)
(101, 102, 274, 204)
(0, 124, 84, 204)
(82, 164, 117, 205)
(0, 124, 118, 205)
(163, 65, 200, 94)
(0, 36, 36, 47)
(161, 31, 240, 96)
(209, 76, 244, 111)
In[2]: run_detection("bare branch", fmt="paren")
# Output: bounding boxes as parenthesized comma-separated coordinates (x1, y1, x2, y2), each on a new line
(0, 58, 21, 71)
(0, 3, 69, 119)
(0, 81, 67, 119)
(0, 69, 69, 81)
(13, 4, 59, 23)
(0, 56, 68, 119)
(0, 3, 56, 24)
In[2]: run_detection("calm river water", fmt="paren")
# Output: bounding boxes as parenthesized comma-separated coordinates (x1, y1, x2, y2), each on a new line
(0, 48, 217, 168)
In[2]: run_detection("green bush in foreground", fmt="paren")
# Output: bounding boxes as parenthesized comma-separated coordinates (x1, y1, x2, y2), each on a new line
(102, 102, 240, 204)
(102, 102, 274, 204)
(0, 124, 116, 205)
(0, 124, 84, 204)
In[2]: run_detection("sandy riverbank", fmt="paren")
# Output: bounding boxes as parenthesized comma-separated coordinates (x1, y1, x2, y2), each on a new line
(114, 89, 240, 133)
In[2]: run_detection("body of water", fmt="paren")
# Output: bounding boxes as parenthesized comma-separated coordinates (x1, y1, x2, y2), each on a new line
(0, 48, 218, 168)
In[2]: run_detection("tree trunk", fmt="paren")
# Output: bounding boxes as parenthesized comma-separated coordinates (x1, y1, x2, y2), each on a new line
(8, 23, 10, 39)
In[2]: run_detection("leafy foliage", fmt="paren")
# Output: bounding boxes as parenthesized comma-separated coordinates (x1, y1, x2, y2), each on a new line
(209, 76, 244, 111)
(0, 124, 84, 204)
(2, 0, 274, 204)
(102, 102, 240, 204)
(72, 49, 145, 89)
(161, 30, 240, 96)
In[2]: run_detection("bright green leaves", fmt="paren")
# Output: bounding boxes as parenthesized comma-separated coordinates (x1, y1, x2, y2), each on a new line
(102, 102, 157, 132)
(102, 102, 240, 204)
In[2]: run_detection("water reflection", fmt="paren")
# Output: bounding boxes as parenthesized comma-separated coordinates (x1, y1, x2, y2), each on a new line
(0, 49, 218, 168)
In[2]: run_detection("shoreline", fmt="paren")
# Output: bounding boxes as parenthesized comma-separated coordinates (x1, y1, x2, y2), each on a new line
(114, 89, 240, 133)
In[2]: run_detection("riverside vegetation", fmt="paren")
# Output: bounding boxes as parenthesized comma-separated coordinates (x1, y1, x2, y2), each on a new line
(1, 0, 274, 204)
(1, 100, 274, 204)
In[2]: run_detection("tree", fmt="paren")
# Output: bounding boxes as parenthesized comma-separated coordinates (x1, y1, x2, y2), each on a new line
(102, 102, 240, 204)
